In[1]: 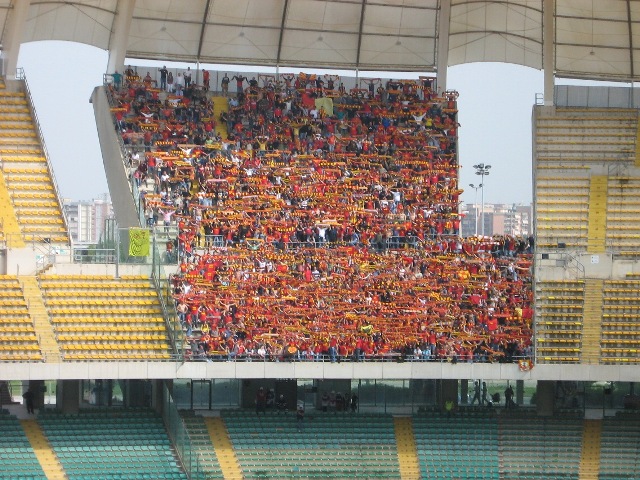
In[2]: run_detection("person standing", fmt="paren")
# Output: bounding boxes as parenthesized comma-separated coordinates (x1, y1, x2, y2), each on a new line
(470, 381, 482, 405)
(296, 405, 304, 432)
(232, 74, 247, 94)
(184, 67, 192, 88)
(221, 73, 230, 96)
(481, 382, 489, 406)
(22, 389, 35, 414)
(111, 71, 122, 90)
(202, 70, 210, 91)
(159, 66, 169, 91)
(256, 387, 266, 415)
(505, 385, 516, 409)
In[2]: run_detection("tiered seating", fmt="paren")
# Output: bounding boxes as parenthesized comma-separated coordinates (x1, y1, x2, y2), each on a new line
(0, 274, 42, 361)
(109, 73, 534, 362)
(606, 176, 640, 254)
(535, 173, 590, 250)
(535, 107, 638, 165)
(535, 280, 584, 363)
(180, 412, 225, 479)
(413, 412, 500, 480)
(0, 410, 46, 479)
(0, 85, 68, 244)
(38, 409, 187, 480)
(222, 410, 401, 479)
(599, 413, 640, 479)
(601, 279, 640, 363)
(498, 410, 582, 479)
(39, 274, 173, 360)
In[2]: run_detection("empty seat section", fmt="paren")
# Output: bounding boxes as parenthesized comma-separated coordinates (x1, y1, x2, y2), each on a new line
(179, 412, 225, 479)
(0, 274, 42, 361)
(222, 410, 401, 479)
(535, 280, 584, 363)
(499, 410, 582, 480)
(601, 279, 640, 363)
(599, 413, 640, 479)
(39, 274, 173, 360)
(38, 409, 187, 480)
(0, 409, 47, 479)
(413, 411, 500, 480)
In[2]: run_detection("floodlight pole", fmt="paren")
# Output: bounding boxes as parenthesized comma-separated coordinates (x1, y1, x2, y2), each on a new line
(473, 164, 492, 237)
(469, 183, 482, 236)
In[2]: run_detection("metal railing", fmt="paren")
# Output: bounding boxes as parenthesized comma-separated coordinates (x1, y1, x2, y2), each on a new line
(161, 383, 206, 480)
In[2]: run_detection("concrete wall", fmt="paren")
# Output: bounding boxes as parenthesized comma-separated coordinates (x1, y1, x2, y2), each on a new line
(2, 361, 638, 382)
(90, 86, 140, 229)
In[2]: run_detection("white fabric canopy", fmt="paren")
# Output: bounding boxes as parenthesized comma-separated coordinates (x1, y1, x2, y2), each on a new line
(8, 0, 640, 80)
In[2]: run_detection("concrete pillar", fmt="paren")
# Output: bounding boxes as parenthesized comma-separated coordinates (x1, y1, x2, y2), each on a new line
(516, 380, 524, 406)
(536, 380, 555, 416)
(56, 380, 80, 414)
(126, 380, 152, 407)
(3, 0, 31, 79)
(542, 0, 555, 105)
(435, 0, 451, 93)
(155, 379, 168, 415)
(438, 379, 459, 411)
(106, 0, 136, 74)
(460, 379, 469, 405)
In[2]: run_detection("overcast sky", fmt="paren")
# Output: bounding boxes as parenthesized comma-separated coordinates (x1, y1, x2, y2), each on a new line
(18, 41, 545, 206)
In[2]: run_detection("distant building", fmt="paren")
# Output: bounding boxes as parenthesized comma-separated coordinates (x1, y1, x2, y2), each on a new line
(460, 203, 532, 237)
(63, 195, 114, 245)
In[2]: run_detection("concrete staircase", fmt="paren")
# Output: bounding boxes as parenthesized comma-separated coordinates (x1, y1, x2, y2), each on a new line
(211, 96, 229, 139)
(21, 276, 61, 362)
(581, 278, 604, 363)
(587, 175, 607, 253)
(20, 419, 66, 480)
(393, 416, 421, 480)
(204, 417, 243, 480)
(579, 419, 602, 480)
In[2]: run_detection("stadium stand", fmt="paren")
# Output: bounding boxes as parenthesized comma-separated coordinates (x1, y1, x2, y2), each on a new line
(599, 413, 640, 479)
(38, 409, 187, 480)
(0, 409, 47, 480)
(0, 81, 68, 245)
(0, 274, 43, 361)
(39, 274, 173, 360)
(414, 410, 500, 480)
(106, 72, 534, 364)
(222, 409, 401, 479)
(497, 410, 582, 479)
(179, 412, 226, 480)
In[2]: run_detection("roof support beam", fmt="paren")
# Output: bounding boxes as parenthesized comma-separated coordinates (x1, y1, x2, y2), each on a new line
(355, 0, 367, 72)
(543, 0, 554, 106)
(196, 0, 212, 63)
(436, 0, 451, 93)
(276, 0, 290, 67)
(4, 0, 31, 79)
(106, 0, 136, 75)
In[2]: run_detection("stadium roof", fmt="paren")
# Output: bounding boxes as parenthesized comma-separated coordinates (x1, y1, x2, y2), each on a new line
(2, 0, 640, 81)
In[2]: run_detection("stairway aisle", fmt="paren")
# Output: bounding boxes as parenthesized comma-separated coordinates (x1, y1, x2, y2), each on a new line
(21, 276, 61, 362)
(579, 419, 602, 480)
(204, 416, 243, 480)
(393, 416, 421, 480)
(20, 419, 66, 480)
(581, 279, 603, 363)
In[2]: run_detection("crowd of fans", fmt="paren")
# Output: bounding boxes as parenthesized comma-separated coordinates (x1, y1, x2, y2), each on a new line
(107, 68, 533, 363)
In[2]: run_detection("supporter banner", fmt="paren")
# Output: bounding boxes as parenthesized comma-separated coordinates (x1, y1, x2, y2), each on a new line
(129, 228, 150, 257)
(315, 97, 333, 116)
